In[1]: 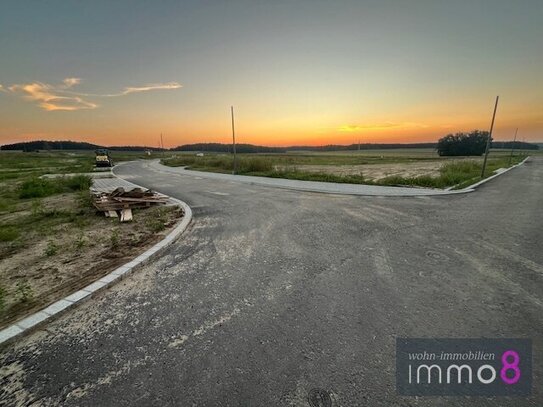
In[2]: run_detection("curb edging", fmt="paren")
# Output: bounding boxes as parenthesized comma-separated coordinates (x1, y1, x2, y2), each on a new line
(0, 180, 192, 347)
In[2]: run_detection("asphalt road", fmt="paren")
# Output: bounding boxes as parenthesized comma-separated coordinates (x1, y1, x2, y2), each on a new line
(1, 158, 542, 406)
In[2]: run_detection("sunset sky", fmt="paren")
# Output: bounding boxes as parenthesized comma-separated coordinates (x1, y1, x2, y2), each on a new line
(0, 1, 542, 147)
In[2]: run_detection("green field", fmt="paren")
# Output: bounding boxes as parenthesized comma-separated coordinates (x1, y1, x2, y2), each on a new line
(162, 148, 529, 189)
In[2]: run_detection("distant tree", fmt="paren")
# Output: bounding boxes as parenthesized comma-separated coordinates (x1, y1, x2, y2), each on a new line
(437, 130, 489, 156)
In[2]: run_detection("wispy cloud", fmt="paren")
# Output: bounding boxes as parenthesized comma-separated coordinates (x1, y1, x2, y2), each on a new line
(61, 77, 82, 88)
(6, 78, 182, 111)
(64, 81, 183, 97)
(8, 82, 97, 111)
(339, 122, 429, 132)
(121, 82, 182, 95)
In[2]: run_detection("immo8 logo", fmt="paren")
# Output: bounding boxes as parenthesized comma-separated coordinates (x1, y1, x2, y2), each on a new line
(408, 349, 520, 385)
(396, 339, 532, 396)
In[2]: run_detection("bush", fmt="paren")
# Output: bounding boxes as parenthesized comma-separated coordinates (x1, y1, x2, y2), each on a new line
(437, 130, 488, 156)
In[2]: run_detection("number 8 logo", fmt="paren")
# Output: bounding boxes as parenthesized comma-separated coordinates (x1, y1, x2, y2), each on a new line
(501, 350, 521, 385)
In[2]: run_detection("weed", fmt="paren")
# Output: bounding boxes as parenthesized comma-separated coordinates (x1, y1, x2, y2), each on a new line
(77, 190, 94, 209)
(145, 208, 167, 232)
(148, 220, 166, 233)
(110, 229, 120, 248)
(74, 232, 86, 250)
(0, 285, 5, 312)
(16, 281, 33, 303)
(31, 199, 45, 216)
(44, 240, 58, 256)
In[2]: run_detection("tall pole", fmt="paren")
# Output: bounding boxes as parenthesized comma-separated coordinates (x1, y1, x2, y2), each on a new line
(508, 127, 518, 166)
(231, 106, 237, 174)
(481, 96, 499, 179)
(160, 133, 165, 157)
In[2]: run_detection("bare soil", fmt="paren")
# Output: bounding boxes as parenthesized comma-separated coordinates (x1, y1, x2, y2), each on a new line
(0, 194, 183, 329)
(277, 160, 452, 180)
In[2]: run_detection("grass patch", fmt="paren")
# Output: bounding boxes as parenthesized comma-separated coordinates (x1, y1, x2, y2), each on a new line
(266, 170, 367, 184)
(376, 157, 524, 188)
(145, 207, 168, 232)
(0, 227, 20, 242)
(19, 178, 64, 198)
(0, 285, 5, 312)
(19, 175, 92, 199)
(162, 151, 441, 170)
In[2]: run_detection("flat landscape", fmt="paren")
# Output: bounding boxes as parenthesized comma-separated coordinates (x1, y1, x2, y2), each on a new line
(163, 148, 529, 189)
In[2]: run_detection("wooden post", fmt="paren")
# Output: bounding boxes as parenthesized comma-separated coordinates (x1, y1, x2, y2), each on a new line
(481, 96, 499, 178)
(508, 128, 518, 166)
(231, 106, 237, 174)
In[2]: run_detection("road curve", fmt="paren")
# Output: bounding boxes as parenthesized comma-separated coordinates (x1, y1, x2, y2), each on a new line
(1, 158, 541, 406)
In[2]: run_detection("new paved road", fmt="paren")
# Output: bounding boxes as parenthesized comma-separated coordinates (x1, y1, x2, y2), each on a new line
(1, 158, 541, 406)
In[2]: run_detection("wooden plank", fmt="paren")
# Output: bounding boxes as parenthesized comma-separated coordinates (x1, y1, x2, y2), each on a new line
(120, 208, 133, 222)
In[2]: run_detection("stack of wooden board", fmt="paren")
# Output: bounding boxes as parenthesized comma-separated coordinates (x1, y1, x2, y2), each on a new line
(91, 187, 168, 221)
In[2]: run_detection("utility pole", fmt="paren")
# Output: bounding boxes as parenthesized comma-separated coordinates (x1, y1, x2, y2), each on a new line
(160, 133, 165, 158)
(358, 140, 361, 152)
(231, 106, 237, 174)
(481, 96, 499, 179)
(508, 127, 518, 166)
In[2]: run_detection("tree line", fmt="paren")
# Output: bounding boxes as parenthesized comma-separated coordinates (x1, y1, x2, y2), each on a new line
(2, 137, 538, 155)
